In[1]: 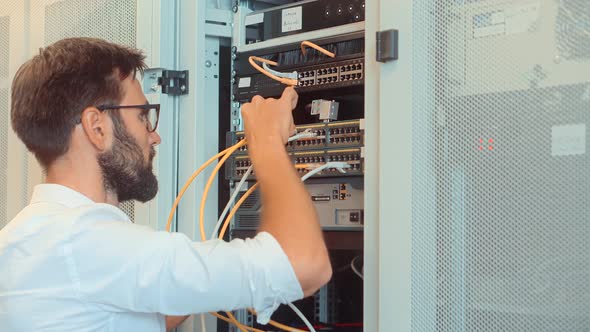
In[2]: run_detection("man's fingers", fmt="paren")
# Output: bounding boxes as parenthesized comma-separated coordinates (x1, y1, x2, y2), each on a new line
(242, 95, 264, 116)
(280, 87, 299, 110)
(251, 95, 264, 105)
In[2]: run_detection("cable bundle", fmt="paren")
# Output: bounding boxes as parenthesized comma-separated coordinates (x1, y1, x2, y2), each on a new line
(164, 40, 342, 332)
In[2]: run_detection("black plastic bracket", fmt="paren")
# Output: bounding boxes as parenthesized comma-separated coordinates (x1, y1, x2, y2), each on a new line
(376, 29, 399, 63)
(158, 70, 189, 96)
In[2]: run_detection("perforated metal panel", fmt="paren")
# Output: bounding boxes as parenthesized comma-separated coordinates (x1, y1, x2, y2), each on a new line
(0, 16, 9, 229)
(43, 0, 136, 47)
(42, 0, 138, 220)
(412, 0, 590, 331)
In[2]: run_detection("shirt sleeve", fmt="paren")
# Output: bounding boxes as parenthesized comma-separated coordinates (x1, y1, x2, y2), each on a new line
(69, 208, 303, 324)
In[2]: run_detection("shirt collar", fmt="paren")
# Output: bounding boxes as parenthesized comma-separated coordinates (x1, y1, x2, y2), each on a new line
(30, 184, 96, 209)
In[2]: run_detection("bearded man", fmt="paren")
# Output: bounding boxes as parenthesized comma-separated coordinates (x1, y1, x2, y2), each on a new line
(0, 37, 331, 332)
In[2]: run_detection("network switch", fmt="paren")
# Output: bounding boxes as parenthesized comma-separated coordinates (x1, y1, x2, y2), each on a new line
(243, 0, 365, 44)
(233, 178, 364, 230)
(227, 147, 364, 181)
(233, 32, 364, 101)
(226, 119, 365, 154)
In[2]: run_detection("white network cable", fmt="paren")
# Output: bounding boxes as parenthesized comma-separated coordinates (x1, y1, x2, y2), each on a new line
(301, 161, 350, 181)
(211, 130, 317, 239)
(288, 302, 317, 332)
(200, 312, 207, 332)
(211, 160, 348, 332)
(211, 164, 253, 239)
(351, 256, 364, 280)
(211, 130, 350, 332)
(262, 62, 299, 80)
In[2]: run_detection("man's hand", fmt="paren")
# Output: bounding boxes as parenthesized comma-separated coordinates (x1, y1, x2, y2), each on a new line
(240, 87, 298, 149)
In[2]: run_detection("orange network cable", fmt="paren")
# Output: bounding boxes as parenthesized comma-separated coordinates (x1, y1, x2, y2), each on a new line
(248, 42, 335, 88)
(198, 140, 246, 241)
(218, 164, 324, 240)
(217, 163, 334, 332)
(300, 40, 336, 58)
(210, 312, 264, 332)
(163, 39, 336, 332)
(167, 140, 308, 332)
(199, 144, 311, 332)
(218, 161, 338, 248)
(248, 309, 306, 332)
(227, 311, 249, 332)
(166, 145, 235, 232)
(164, 141, 247, 332)
(218, 182, 259, 240)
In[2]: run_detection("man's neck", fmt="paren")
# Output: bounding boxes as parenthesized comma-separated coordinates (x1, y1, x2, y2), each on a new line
(45, 156, 119, 206)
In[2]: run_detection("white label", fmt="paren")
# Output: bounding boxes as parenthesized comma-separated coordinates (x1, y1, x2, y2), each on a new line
(474, 24, 506, 38)
(552, 124, 586, 156)
(245, 13, 264, 26)
(505, 2, 540, 35)
(472, 1, 539, 39)
(282, 6, 302, 33)
(238, 77, 251, 88)
(472, 10, 505, 39)
(490, 11, 506, 25)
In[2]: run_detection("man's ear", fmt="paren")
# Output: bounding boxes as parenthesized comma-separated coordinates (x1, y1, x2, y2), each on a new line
(80, 107, 110, 151)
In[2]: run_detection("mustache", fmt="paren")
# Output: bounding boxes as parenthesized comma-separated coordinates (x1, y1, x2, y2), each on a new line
(150, 148, 156, 161)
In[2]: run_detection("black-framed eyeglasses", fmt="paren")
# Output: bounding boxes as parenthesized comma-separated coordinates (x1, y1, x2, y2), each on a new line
(96, 103, 161, 133)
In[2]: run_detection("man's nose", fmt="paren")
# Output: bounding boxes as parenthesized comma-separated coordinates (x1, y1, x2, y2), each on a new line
(150, 131, 161, 146)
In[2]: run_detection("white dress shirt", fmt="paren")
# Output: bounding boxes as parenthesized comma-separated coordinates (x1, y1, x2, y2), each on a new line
(0, 184, 303, 332)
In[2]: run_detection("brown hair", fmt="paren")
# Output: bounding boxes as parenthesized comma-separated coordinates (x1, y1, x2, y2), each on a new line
(11, 37, 147, 168)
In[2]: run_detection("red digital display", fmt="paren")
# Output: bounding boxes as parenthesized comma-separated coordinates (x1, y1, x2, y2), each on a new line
(478, 138, 494, 151)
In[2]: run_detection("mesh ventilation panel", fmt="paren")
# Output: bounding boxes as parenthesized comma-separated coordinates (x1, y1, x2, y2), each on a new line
(0, 16, 9, 229)
(43, 0, 137, 220)
(43, 0, 136, 47)
(412, 1, 590, 331)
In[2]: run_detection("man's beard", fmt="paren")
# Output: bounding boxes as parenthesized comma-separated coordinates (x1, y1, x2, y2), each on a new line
(98, 116, 158, 203)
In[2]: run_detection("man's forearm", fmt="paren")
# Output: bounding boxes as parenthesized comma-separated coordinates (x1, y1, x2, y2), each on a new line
(250, 140, 330, 295)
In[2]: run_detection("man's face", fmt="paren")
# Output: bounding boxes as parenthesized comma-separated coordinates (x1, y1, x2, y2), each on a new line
(98, 76, 162, 203)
